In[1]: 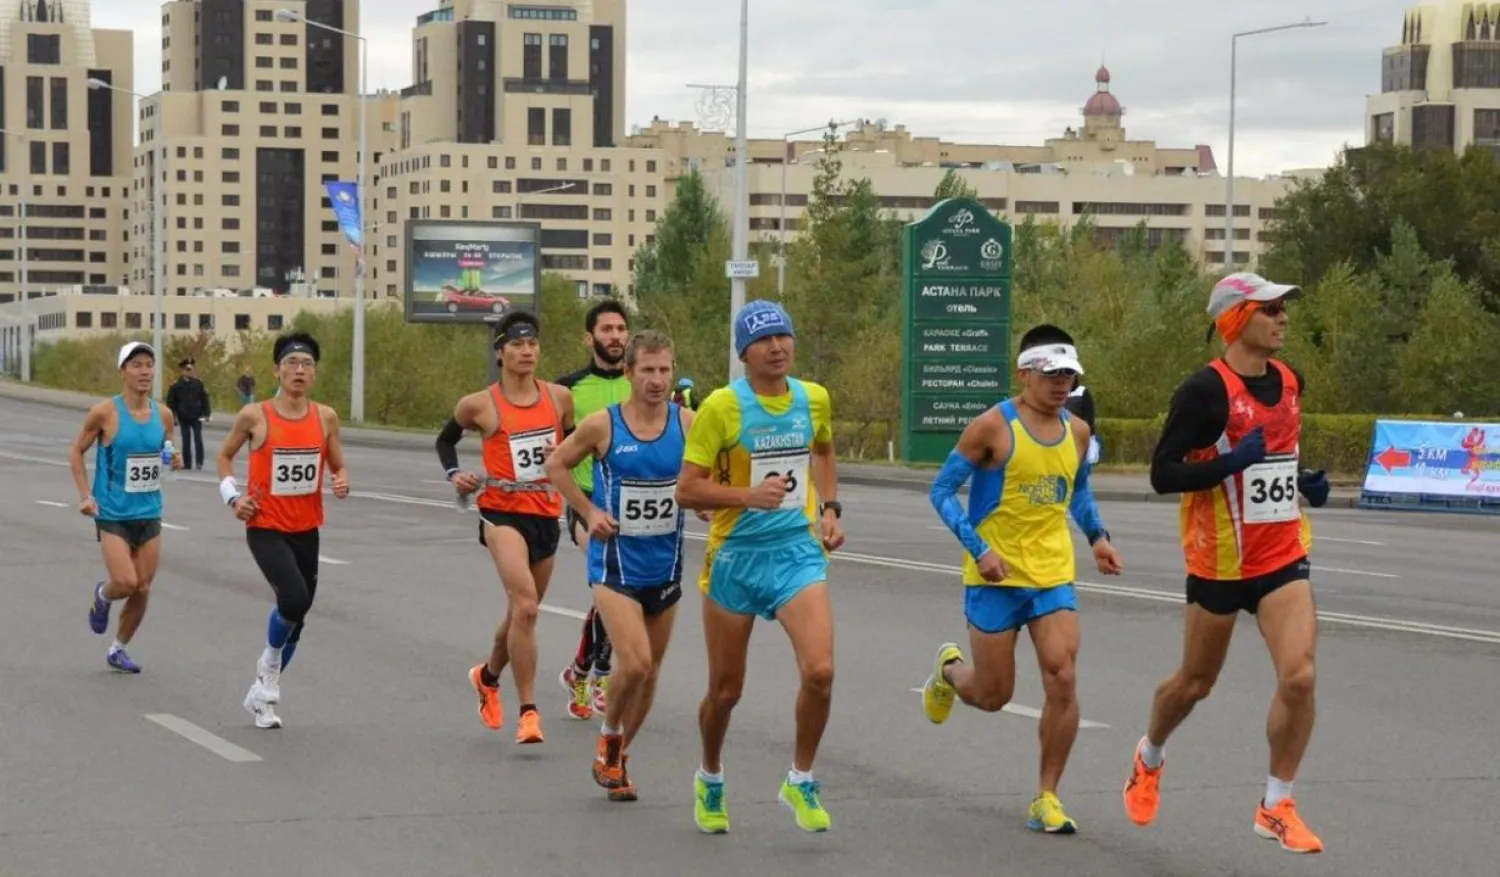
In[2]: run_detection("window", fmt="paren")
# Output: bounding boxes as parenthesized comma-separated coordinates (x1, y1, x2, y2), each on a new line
(523, 33, 543, 79)
(260, 126, 277, 137)
(321, 104, 339, 116)
(260, 101, 278, 113)
(256, 80, 273, 91)
(26, 76, 44, 128)
(593, 233, 612, 246)
(52, 142, 69, 175)
(174, 314, 190, 329)
(549, 34, 569, 79)
(528, 107, 546, 145)
(222, 124, 241, 136)
(321, 151, 339, 162)
(280, 34, 298, 46)
(49, 77, 67, 129)
(322, 127, 339, 139)
(101, 312, 118, 329)
(255, 33, 274, 45)
(30, 140, 45, 175)
(285, 102, 302, 114)
(223, 147, 240, 159)
(76, 311, 93, 328)
(592, 183, 612, 196)
(27, 33, 61, 64)
(280, 57, 298, 69)
(256, 56, 274, 68)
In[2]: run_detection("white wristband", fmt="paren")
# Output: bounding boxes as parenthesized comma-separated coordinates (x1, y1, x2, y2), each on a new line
(219, 476, 241, 506)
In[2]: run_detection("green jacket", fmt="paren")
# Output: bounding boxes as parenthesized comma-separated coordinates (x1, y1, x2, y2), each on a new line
(554, 362, 631, 495)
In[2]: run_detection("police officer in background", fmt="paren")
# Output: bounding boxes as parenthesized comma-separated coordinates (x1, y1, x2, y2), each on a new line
(1066, 382, 1100, 466)
(166, 357, 212, 470)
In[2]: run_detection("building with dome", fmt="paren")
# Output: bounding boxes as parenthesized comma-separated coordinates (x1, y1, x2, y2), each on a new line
(1366, 0, 1500, 155)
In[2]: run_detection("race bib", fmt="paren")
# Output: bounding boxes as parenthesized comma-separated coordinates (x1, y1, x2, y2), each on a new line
(618, 479, 678, 537)
(509, 428, 555, 482)
(1243, 454, 1299, 524)
(749, 450, 809, 511)
(271, 447, 322, 497)
(125, 453, 162, 493)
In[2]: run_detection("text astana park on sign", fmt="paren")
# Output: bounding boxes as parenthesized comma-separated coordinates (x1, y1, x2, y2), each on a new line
(899, 199, 1014, 464)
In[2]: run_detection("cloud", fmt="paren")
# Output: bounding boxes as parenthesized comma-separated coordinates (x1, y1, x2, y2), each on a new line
(95, 0, 1393, 175)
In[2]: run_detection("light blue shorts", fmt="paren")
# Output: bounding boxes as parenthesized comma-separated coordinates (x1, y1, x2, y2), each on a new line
(964, 584, 1077, 634)
(705, 532, 828, 621)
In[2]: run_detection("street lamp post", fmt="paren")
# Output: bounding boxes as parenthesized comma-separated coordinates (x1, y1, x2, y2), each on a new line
(278, 7, 369, 422)
(1224, 19, 1326, 267)
(0, 127, 31, 382)
(778, 118, 860, 297)
(87, 78, 166, 399)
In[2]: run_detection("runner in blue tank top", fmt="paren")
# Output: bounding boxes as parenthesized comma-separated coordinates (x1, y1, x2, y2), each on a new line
(547, 329, 701, 803)
(67, 342, 182, 673)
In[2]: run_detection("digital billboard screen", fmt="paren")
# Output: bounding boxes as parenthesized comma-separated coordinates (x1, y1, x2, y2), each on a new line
(403, 220, 541, 323)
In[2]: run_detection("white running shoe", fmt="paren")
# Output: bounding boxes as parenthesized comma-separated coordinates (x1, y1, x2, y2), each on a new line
(244, 684, 283, 729)
(256, 653, 282, 704)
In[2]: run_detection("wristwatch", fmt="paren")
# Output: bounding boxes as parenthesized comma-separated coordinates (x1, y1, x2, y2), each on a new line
(820, 500, 843, 519)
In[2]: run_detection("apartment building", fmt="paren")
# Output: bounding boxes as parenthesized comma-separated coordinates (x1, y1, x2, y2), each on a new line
(1367, 1, 1500, 155)
(0, 0, 134, 304)
(688, 67, 1305, 268)
(134, 0, 394, 300)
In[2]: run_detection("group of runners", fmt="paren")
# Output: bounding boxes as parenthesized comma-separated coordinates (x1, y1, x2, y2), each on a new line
(66, 271, 1330, 852)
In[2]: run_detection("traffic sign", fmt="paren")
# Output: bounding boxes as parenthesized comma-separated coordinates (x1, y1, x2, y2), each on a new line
(725, 259, 760, 279)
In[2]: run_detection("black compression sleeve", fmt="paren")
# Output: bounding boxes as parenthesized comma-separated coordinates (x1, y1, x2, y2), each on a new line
(435, 417, 464, 475)
(1149, 371, 1246, 495)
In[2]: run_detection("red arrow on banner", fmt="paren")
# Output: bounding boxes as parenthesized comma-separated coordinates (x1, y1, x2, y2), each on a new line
(1375, 446, 1413, 472)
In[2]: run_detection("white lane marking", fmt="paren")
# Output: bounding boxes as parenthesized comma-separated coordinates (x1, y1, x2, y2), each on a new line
(328, 489, 1500, 645)
(1320, 536, 1386, 546)
(542, 604, 589, 621)
(1319, 565, 1398, 579)
(35, 499, 68, 507)
(319, 555, 351, 565)
(162, 522, 190, 531)
(143, 714, 262, 763)
(0, 449, 65, 466)
(906, 689, 1109, 728)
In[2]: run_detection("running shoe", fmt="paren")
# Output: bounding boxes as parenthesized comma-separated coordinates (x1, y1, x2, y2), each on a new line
(256, 653, 281, 704)
(1027, 791, 1078, 834)
(559, 665, 593, 720)
(779, 777, 832, 832)
(923, 642, 963, 724)
(515, 708, 544, 744)
(106, 647, 141, 674)
(694, 773, 729, 834)
(469, 664, 503, 730)
(243, 684, 282, 729)
(591, 673, 610, 714)
(88, 582, 110, 635)
(593, 733, 625, 788)
(1254, 798, 1323, 853)
(608, 755, 638, 803)
(1123, 737, 1164, 826)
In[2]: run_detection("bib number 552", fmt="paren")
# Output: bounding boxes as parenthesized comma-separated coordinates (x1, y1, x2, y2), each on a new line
(624, 497, 675, 520)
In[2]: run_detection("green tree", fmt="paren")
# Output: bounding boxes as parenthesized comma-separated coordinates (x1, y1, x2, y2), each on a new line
(632, 170, 727, 298)
(933, 168, 978, 202)
(1393, 271, 1500, 414)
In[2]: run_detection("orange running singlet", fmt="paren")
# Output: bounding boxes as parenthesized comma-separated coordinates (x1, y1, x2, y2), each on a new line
(1179, 359, 1308, 580)
(247, 401, 327, 533)
(477, 381, 564, 518)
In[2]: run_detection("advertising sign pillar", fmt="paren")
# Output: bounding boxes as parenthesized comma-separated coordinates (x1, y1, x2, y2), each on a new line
(900, 198, 1014, 464)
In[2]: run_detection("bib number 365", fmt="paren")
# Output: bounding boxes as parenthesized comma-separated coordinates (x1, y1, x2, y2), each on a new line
(1243, 456, 1299, 524)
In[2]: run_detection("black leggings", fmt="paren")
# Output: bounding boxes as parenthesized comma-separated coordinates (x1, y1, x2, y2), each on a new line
(246, 527, 320, 644)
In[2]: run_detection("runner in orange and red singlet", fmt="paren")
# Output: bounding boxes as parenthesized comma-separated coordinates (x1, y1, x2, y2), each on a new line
(1123, 273, 1332, 854)
(217, 332, 351, 730)
(437, 310, 575, 745)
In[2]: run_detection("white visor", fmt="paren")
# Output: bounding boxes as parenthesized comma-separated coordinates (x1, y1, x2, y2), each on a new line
(1017, 342, 1084, 376)
(117, 341, 155, 369)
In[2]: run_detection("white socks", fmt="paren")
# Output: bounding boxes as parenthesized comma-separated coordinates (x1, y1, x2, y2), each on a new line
(109, 639, 125, 655)
(1265, 776, 1294, 808)
(697, 766, 724, 784)
(261, 646, 283, 669)
(601, 722, 621, 737)
(788, 767, 815, 785)
(1138, 737, 1165, 770)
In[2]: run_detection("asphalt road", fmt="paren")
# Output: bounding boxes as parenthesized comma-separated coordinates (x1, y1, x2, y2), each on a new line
(2, 396, 1498, 877)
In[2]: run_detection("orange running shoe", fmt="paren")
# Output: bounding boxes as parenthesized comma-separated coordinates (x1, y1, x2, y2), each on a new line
(515, 708, 544, 744)
(468, 664, 503, 731)
(1254, 798, 1323, 853)
(593, 733, 625, 788)
(1123, 737, 1164, 826)
(608, 754, 638, 802)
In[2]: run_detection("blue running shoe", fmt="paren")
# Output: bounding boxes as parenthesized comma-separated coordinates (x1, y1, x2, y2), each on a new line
(88, 582, 110, 635)
(107, 648, 141, 674)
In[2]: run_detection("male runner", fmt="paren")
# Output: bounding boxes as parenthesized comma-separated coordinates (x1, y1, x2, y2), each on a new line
(546, 329, 693, 802)
(554, 299, 632, 720)
(68, 341, 182, 673)
(922, 325, 1123, 834)
(439, 310, 575, 745)
(676, 299, 845, 835)
(217, 332, 351, 729)
(1122, 272, 1331, 854)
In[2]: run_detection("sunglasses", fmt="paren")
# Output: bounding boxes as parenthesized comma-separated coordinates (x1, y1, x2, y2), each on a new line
(1257, 301, 1288, 317)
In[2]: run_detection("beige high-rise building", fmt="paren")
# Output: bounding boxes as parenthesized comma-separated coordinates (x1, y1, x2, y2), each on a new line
(1366, 0, 1500, 155)
(0, 0, 134, 304)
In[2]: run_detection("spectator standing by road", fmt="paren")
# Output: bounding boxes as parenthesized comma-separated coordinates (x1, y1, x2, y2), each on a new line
(166, 357, 212, 470)
(237, 371, 256, 405)
(1065, 382, 1100, 466)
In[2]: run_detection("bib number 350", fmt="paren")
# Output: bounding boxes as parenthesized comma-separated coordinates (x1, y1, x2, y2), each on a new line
(271, 450, 322, 497)
(1243, 457, 1299, 524)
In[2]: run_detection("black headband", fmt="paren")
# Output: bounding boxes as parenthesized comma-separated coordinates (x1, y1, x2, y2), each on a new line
(278, 341, 316, 363)
(495, 321, 538, 349)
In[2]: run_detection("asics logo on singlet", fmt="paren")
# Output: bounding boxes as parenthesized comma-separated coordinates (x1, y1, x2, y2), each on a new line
(751, 432, 806, 451)
(615, 444, 640, 454)
(1017, 475, 1068, 506)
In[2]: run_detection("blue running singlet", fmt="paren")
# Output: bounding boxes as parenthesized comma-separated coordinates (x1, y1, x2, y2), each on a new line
(588, 403, 687, 588)
(93, 395, 167, 522)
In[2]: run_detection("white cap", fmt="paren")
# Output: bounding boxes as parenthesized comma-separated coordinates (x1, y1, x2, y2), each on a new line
(117, 341, 155, 368)
(1207, 272, 1302, 318)
(1017, 342, 1084, 376)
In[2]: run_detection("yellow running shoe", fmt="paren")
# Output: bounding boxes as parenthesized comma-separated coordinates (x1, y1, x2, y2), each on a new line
(923, 643, 963, 724)
(693, 773, 729, 834)
(1027, 791, 1078, 834)
(779, 777, 832, 832)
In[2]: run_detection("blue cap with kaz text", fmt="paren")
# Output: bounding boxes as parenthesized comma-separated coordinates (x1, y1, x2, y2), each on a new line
(734, 300, 795, 356)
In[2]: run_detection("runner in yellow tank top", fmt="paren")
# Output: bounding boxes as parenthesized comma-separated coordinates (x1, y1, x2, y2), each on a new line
(922, 325, 1125, 836)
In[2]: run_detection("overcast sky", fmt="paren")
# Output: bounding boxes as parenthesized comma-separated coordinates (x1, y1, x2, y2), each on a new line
(92, 0, 1393, 176)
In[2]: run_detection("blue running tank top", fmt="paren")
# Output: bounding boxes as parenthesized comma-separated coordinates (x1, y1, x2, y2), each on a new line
(93, 395, 167, 522)
(727, 376, 818, 541)
(588, 403, 687, 588)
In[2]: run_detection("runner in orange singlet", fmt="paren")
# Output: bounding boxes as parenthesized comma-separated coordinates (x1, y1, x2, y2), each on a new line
(439, 311, 575, 745)
(216, 333, 350, 730)
(1123, 274, 1331, 854)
